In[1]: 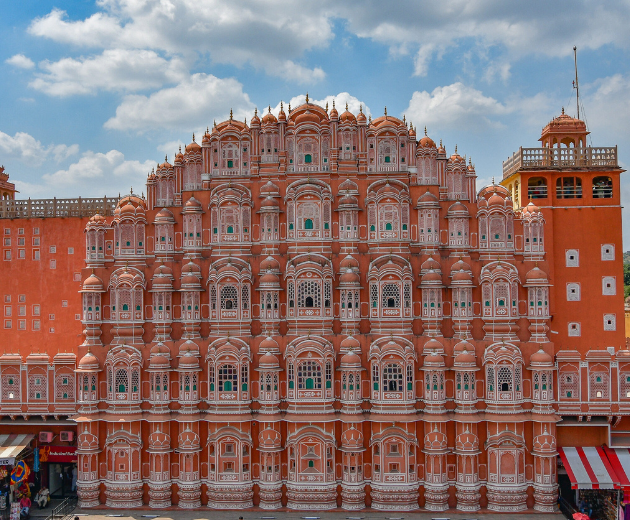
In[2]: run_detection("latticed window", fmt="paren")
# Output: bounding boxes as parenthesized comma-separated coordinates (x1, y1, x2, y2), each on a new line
(28, 374, 47, 400)
(55, 373, 75, 400)
(288, 282, 295, 308)
(1, 374, 20, 400)
(560, 372, 579, 399)
(297, 280, 321, 308)
(498, 366, 513, 392)
(382, 283, 400, 308)
(403, 283, 411, 308)
(241, 364, 248, 391)
(590, 371, 609, 399)
(372, 365, 379, 390)
(620, 372, 630, 399)
(297, 202, 320, 230)
(241, 285, 249, 310)
(115, 368, 128, 393)
(218, 365, 237, 392)
(382, 363, 403, 392)
(220, 285, 238, 310)
(378, 204, 399, 233)
(406, 364, 413, 391)
(298, 360, 322, 390)
(131, 369, 139, 393)
(486, 366, 495, 397)
(324, 281, 332, 308)
(370, 284, 378, 308)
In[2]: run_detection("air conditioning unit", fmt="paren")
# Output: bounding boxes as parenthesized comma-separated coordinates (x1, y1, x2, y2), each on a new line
(60, 431, 74, 442)
(39, 432, 53, 443)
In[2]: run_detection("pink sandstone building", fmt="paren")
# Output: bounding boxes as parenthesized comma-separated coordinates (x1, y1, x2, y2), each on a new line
(0, 100, 628, 512)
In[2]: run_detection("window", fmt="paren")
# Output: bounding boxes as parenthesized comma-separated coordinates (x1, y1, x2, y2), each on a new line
(50, 259, 56, 269)
(18, 249, 25, 259)
(18, 228, 23, 235)
(17, 238, 25, 246)
(601, 244, 615, 261)
(32, 305, 40, 316)
(304, 154, 312, 164)
(604, 314, 616, 331)
(568, 322, 581, 336)
(18, 306, 26, 316)
(593, 176, 612, 198)
(590, 371, 609, 399)
(566, 249, 579, 267)
(32, 320, 40, 331)
(4, 306, 11, 317)
(3, 251, 10, 261)
(4, 320, 11, 329)
(218, 365, 237, 392)
(227, 160, 233, 168)
(32, 237, 40, 246)
(297, 360, 322, 390)
(556, 176, 582, 198)
(3, 238, 10, 246)
(566, 283, 580, 301)
(19, 295, 25, 303)
(32, 250, 40, 261)
(33, 228, 39, 235)
(62, 300, 68, 307)
(68, 247, 74, 254)
(560, 372, 579, 399)
(381, 283, 400, 309)
(382, 363, 403, 392)
(602, 277, 616, 295)
(528, 177, 548, 199)
(49, 246, 56, 253)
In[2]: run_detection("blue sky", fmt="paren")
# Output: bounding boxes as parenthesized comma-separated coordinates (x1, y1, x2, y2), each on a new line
(2, 1, 630, 244)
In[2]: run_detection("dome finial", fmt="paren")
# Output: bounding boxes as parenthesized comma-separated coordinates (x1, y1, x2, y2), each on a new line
(192, 132, 195, 142)
(229, 108, 233, 121)
(359, 104, 363, 113)
(492, 176, 496, 185)
(325, 101, 328, 112)
(562, 106, 565, 115)
(403, 114, 406, 124)
(165, 155, 167, 162)
(455, 144, 458, 154)
(288, 102, 291, 112)
(345, 102, 348, 111)
(368, 114, 372, 123)
(424, 126, 427, 136)
(179, 145, 181, 153)
(254, 107, 257, 117)
(280, 101, 283, 111)
(206, 126, 209, 134)
(268, 105, 271, 114)
(305, 92, 309, 103)
(384, 106, 387, 116)
(332, 99, 335, 109)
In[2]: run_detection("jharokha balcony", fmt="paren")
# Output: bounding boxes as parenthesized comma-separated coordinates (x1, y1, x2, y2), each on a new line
(502, 146, 618, 180)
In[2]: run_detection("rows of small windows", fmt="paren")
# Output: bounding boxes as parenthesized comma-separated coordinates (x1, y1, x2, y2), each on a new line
(528, 176, 613, 199)
(0, 372, 75, 401)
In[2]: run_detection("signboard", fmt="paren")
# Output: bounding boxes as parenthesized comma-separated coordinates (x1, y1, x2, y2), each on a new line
(0, 458, 15, 466)
(39, 446, 77, 463)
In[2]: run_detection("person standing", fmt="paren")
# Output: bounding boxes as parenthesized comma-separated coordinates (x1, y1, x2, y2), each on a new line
(71, 468, 77, 493)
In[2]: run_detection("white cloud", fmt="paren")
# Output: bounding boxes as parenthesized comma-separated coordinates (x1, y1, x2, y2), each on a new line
(413, 44, 435, 77)
(6, 54, 35, 69)
(405, 82, 510, 129)
(104, 73, 254, 132)
(42, 150, 154, 196)
(30, 49, 188, 96)
(28, 2, 332, 81)
(0, 131, 79, 167)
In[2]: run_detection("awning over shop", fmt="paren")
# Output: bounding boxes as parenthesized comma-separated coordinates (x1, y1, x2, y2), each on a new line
(559, 447, 620, 490)
(603, 447, 630, 493)
(0, 434, 35, 466)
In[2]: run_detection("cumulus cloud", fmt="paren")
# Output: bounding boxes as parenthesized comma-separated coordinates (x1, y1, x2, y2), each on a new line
(5, 54, 35, 69)
(28, 2, 332, 81)
(104, 73, 254, 132)
(30, 49, 188, 96)
(0, 131, 79, 167)
(405, 82, 511, 129)
(42, 150, 154, 196)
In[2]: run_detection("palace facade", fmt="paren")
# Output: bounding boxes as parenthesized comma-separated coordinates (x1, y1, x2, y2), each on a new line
(0, 100, 627, 512)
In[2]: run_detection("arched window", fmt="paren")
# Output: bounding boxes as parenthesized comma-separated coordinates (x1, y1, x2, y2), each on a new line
(304, 218, 313, 230)
(220, 286, 238, 309)
(219, 364, 237, 392)
(527, 177, 548, 199)
(298, 360, 322, 390)
(592, 176, 612, 199)
(383, 363, 403, 391)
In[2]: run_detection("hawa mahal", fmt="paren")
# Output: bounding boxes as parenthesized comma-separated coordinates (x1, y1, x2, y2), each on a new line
(0, 99, 627, 512)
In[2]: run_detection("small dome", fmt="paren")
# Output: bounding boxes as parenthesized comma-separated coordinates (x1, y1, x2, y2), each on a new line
(295, 109, 321, 125)
(262, 107, 278, 125)
(424, 351, 445, 367)
(151, 342, 170, 356)
(120, 203, 136, 215)
(260, 256, 280, 272)
(340, 350, 361, 367)
(526, 266, 548, 284)
(259, 428, 281, 449)
(78, 351, 100, 370)
(259, 351, 279, 368)
(260, 180, 280, 195)
(148, 430, 170, 449)
(339, 106, 356, 123)
(423, 338, 444, 354)
(149, 355, 170, 370)
(451, 258, 471, 273)
(340, 268, 360, 284)
(155, 207, 175, 222)
(421, 257, 441, 271)
(185, 140, 201, 153)
(178, 355, 199, 369)
(454, 349, 476, 366)
(340, 335, 361, 351)
(341, 427, 364, 448)
(488, 192, 505, 206)
(456, 431, 479, 452)
(421, 270, 442, 283)
(530, 348, 553, 366)
(451, 270, 472, 282)
(259, 336, 279, 352)
(356, 108, 367, 124)
(184, 196, 202, 209)
(424, 430, 448, 451)
(453, 340, 475, 354)
(339, 255, 359, 269)
(250, 108, 261, 126)
(259, 271, 280, 285)
(82, 273, 104, 291)
(329, 103, 339, 119)
(339, 193, 358, 206)
(26, 352, 50, 364)
(533, 432, 556, 453)
(261, 196, 279, 208)
(419, 135, 436, 148)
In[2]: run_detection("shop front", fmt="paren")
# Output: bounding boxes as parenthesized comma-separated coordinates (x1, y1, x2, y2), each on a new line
(559, 446, 624, 520)
(0, 434, 35, 511)
(38, 446, 77, 499)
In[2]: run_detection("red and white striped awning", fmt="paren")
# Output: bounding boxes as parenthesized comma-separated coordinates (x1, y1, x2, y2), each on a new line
(559, 447, 619, 490)
(0, 434, 35, 466)
(604, 447, 630, 492)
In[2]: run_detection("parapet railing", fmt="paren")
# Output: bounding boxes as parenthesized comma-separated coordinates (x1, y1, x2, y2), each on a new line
(0, 197, 120, 219)
(502, 146, 618, 179)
